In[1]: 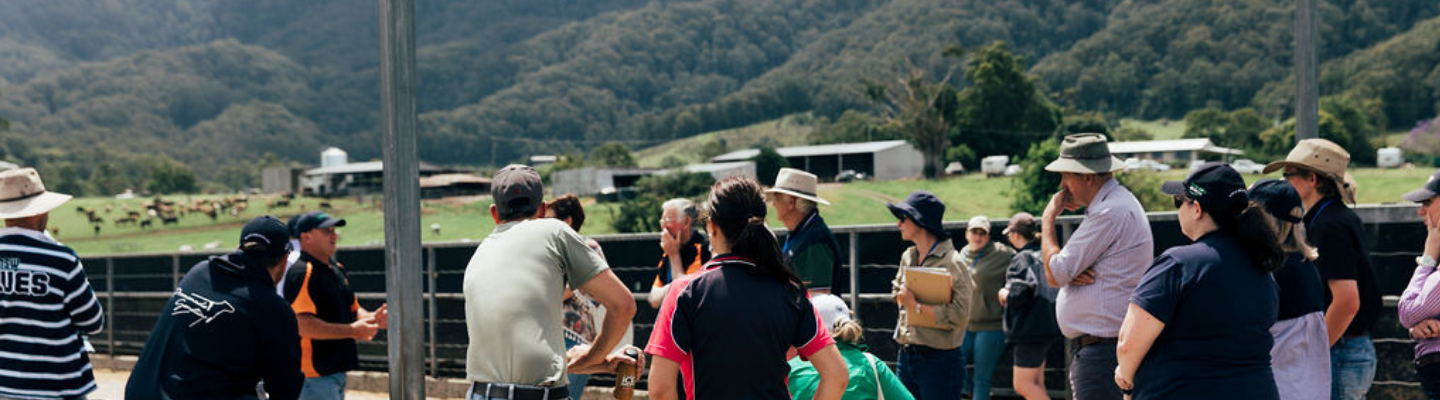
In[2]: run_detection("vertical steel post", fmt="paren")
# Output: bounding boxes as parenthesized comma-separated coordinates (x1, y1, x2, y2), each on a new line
(172, 254, 180, 287)
(1294, 0, 1319, 140)
(848, 231, 860, 320)
(427, 246, 438, 379)
(106, 258, 114, 356)
(379, 0, 425, 396)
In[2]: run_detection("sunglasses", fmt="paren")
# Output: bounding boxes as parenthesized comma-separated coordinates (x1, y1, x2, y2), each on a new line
(1282, 171, 1310, 179)
(1173, 196, 1192, 208)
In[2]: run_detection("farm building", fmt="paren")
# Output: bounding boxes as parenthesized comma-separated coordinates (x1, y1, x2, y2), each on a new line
(1107, 138, 1244, 164)
(710, 140, 924, 181)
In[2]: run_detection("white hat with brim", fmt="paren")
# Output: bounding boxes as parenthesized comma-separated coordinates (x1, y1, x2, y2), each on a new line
(1262, 138, 1356, 204)
(765, 168, 831, 206)
(0, 168, 73, 220)
(1044, 133, 1125, 174)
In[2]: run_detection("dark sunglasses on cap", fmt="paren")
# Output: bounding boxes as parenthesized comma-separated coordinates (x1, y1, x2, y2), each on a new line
(1173, 196, 1192, 209)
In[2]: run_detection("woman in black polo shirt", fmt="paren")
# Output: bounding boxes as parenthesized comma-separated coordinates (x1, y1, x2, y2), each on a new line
(645, 177, 848, 400)
(1114, 162, 1284, 399)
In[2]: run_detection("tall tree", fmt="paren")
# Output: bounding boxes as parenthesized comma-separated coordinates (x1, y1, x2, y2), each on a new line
(863, 51, 961, 177)
(954, 41, 1062, 159)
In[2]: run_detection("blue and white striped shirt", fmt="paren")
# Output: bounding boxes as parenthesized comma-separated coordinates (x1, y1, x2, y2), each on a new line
(0, 227, 103, 400)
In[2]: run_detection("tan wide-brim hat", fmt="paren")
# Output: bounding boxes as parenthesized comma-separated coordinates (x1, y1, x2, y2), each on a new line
(1263, 138, 1357, 204)
(1045, 133, 1124, 174)
(0, 168, 73, 220)
(765, 168, 831, 206)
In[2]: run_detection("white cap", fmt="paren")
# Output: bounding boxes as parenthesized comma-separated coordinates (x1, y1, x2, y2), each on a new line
(811, 294, 851, 330)
(967, 215, 991, 232)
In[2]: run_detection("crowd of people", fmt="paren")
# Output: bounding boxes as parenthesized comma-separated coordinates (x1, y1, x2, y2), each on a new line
(0, 132, 1437, 399)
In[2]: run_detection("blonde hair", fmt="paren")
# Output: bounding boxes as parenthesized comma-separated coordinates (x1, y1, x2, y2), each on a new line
(831, 319, 865, 344)
(1276, 220, 1319, 261)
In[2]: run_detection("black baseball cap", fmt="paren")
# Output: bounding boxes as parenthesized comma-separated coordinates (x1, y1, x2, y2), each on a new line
(1403, 169, 1440, 203)
(1248, 179, 1304, 223)
(293, 211, 346, 234)
(286, 214, 302, 238)
(240, 215, 293, 258)
(1162, 162, 1249, 217)
(492, 164, 543, 217)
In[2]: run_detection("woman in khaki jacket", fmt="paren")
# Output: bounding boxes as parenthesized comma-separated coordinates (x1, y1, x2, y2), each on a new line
(889, 190, 975, 400)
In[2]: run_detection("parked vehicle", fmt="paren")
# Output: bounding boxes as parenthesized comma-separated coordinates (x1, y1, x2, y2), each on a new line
(1378, 147, 1403, 168)
(1229, 159, 1265, 174)
(1123, 158, 1171, 172)
(981, 155, 1010, 176)
(1003, 165, 1022, 177)
(836, 169, 868, 182)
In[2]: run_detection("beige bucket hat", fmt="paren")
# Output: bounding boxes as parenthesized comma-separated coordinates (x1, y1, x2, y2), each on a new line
(0, 168, 73, 219)
(765, 168, 830, 206)
(1045, 133, 1124, 174)
(1262, 139, 1356, 204)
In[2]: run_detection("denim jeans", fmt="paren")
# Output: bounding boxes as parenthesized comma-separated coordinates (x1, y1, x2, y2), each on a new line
(1330, 335, 1376, 400)
(896, 345, 965, 400)
(961, 330, 1006, 400)
(1419, 358, 1440, 400)
(1069, 342, 1121, 400)
(565, 374, 590, 399)
(299, 372, 347, 400)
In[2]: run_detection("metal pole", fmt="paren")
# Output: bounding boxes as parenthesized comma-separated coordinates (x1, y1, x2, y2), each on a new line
(426, 246, 438, 379)
(1294, 0, 1319, 140)
(172, 255, 180, 287)
(848, 231, 859, 320)
(379, 0, 425, 396)
(106, 258, 114, 356)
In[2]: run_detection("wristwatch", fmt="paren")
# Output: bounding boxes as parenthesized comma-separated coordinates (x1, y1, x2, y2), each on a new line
(1420, 255, 1438, 268)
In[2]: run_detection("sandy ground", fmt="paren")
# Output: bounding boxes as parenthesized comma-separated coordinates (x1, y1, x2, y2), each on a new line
(91, 368, 392, 400)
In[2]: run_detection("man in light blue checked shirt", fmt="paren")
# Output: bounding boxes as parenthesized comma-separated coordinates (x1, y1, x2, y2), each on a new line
(1038, 134, 1154, 400)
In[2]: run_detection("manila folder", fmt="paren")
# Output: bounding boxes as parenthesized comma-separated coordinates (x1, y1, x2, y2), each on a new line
(904, 267, 952, 329)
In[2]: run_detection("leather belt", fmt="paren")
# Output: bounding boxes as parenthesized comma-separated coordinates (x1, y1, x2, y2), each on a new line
(1417, 353, 1440, 369)
(469, 382, 569, 400)
(1071, 335, 1118, 349)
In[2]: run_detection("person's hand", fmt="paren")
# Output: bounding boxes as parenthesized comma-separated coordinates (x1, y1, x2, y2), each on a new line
(1412, 319, 1440, 339)
(350, 318, 380, 341)
(372, 304, 389, 330)
(660, 226, 681, 256)
(1069, 268, 1097, 286)
(1424, 221, 1440, 262)
(895, 288, 917, 309)
(1043, 189, 1073, 221)
(605, 346, 647, 374)
(998, 288, 1009, 307)
(1114, 366, 1133, 398)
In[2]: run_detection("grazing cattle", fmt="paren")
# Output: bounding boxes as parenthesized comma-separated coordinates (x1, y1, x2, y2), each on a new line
(93, 225, 101, 236)
(318, 201, 332, 210)
(431, 223, 441, 236)
(75, 206, 86, 214)
(127, 210, 141, 219)
(206, 209, 218, 221)
(104, 204, 113, 214)
(161, 214, 179, 225)
(139, 219, 153, 229)
(115, 216, 136, 226)
(88, 214, 104, 223)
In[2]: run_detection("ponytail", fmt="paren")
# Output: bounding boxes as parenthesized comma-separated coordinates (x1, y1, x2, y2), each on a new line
(831, 319, 866, 344)
(706, 178, 807, 291)
(1220, 202, 1285, 272)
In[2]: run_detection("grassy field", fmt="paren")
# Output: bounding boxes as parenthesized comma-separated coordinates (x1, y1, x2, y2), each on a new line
(1119, 118, 1188, 140)
(48, 167, 1433, 255)
(633, 115, 815, 167)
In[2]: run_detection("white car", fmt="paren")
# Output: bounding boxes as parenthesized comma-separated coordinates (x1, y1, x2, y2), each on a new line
(1230, 159, 1265, 174)
(1124, 158, 1171, 172)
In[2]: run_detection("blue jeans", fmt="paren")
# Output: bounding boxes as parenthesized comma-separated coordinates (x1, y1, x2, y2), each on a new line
(961, 330, 1006, 400)
(1069, 342, 1121, 400)
(896, 345, 965, 400)
(1330, 335, 1376, 400)
(299, 372, 346, 400)
(565, 374, 590, 399)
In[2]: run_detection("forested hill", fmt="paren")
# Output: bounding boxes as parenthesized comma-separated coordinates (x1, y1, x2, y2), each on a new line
(0, 0, 1438, 194)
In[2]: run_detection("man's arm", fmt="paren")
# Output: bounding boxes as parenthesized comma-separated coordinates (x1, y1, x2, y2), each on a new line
(808, 345, 850, 400)
(1042, 191, 1111, 288)
(64, 261, 105, 335)
(296, 313, 377, 341)
(571, 269, 636, 373)
(647, 356, 681, 400)
(1325, 279, 1361, 345)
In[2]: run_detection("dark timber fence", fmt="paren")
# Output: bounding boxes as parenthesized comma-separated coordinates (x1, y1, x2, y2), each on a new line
(85, 204, 1427, 399)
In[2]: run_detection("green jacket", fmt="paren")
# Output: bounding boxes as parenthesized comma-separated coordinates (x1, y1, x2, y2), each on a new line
(787, 341, 916, 400)
(962, 240, 1015, 332)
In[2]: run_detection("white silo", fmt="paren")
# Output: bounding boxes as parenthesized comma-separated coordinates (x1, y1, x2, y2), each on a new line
(321, 147, 348, 168)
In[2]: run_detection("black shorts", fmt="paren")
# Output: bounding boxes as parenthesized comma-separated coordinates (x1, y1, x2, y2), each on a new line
(1012, 341, 1053, 368)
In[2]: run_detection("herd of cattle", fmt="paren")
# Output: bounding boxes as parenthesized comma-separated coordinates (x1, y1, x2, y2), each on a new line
(58, 193, 333, 237)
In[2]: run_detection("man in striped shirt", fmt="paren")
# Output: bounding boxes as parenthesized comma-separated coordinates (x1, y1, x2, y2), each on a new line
(0, 168, 104, 400)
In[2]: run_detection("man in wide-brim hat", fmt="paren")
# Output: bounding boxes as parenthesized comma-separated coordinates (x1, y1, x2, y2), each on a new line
(0, 167, 106, 399)
(1037, 133, 1154, 400)
(1266, 138, 1381, 399)
(765, 168, 842, 295)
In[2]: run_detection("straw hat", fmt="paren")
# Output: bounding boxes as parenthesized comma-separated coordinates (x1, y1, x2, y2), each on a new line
(0, 168, 73, 220)
(765, 168, 830, 205)
(1262, 139, 1356, 204)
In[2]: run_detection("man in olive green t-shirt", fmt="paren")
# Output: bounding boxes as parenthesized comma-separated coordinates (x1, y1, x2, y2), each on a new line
(463, 165, 638, 397)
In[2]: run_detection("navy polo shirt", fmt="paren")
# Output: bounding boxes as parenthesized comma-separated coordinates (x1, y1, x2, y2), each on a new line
(1274, 253, 1326, 321)
(645, 256, 835, 400)
(1304, 197, 1382, 337)
(1130, 232, 1279, 400)
(782, 211, 843, 292)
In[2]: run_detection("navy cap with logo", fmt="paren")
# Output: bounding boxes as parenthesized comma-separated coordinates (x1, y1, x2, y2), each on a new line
(1403, 169, 1440, 203)
(1248, 179, 1304, 223)
(293, 211, 346, 234)
(1162, 161, 1249, 217)
(492, 164, 544, 217)
(240, 215, 294, 258)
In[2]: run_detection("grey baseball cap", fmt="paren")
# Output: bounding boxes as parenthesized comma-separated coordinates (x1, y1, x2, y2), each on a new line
(492, 164, 543, 216)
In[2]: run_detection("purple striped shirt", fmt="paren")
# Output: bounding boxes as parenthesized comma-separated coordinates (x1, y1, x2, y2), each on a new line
(1048, 179, 1154, 339)
(1400, 264, 1440, 358)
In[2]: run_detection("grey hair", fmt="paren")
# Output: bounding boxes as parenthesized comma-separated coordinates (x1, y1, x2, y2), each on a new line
(793, 197, 816, 215)
(662, 198, 699, 220)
